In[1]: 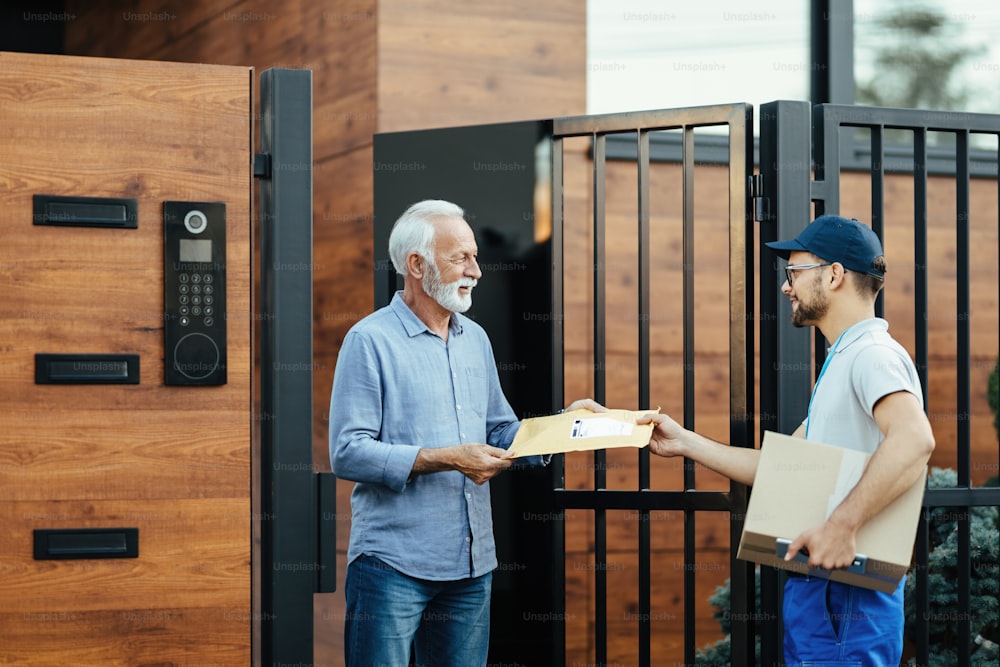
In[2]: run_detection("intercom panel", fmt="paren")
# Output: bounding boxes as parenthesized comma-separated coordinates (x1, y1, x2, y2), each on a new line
(163, 201, 227, 385)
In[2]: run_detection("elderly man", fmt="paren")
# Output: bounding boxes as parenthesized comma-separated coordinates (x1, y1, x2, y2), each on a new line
(641, 215, 935, 666)
(330, 199, 600, 667)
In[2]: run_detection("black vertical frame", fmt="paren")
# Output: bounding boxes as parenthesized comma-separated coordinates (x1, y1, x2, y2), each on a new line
(757, 100, 815, 662)
(550, 134, 568, 667)
(257, 68, 316, 666)
(810, 0, 854, 105)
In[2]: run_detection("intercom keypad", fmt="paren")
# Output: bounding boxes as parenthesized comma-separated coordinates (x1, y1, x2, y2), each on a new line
(163, 201, 227, 385)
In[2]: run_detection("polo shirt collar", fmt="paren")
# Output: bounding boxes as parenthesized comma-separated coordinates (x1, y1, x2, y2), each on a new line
(833, 317, 888, 353)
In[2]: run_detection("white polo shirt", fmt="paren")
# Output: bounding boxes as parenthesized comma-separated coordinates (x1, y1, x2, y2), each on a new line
(802, 318, 923, 454)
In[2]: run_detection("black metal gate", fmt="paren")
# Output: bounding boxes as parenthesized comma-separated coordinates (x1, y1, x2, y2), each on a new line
(546, 105, 756, 667)
(758, 100, 1000, 667)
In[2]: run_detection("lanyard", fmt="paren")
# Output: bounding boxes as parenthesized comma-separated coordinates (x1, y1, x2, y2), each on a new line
(804, 327, 849, 439)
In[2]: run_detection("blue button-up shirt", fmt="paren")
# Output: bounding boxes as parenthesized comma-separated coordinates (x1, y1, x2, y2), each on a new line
(329, 292, 521, 581)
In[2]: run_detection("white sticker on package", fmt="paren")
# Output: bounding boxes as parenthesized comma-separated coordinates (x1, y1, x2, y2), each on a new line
(570, 418, 634, 439)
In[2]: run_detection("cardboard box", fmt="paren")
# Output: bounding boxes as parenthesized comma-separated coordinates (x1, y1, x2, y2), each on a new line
(737, 431, 926, 593)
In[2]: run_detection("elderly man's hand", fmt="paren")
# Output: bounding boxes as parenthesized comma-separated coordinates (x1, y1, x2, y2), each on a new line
(565, 398, 608, 413)
(413, 444, 513, 484)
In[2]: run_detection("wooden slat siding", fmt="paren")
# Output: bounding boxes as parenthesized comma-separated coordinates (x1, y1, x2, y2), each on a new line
(65, 0, 379, 163)
(565, 549, 733, 666)
(61, 2, 227, 60)
(377, 0, 586, 132)
(0, 52, 251, 664)
(312, 147, 379, 472)
(562, 507, 733, 568)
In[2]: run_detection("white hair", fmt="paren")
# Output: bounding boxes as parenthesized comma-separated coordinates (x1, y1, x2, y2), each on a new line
(387, 199, 465, 275)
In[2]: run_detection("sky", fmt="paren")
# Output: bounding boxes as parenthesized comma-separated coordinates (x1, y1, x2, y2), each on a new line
(586, 0, 1000, 123)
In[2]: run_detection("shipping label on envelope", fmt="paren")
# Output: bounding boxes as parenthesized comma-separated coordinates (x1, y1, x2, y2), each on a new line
(503, 408, 659, 459)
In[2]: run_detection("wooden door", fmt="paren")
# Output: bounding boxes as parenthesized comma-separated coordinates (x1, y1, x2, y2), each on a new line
(0, 52, 252, 665)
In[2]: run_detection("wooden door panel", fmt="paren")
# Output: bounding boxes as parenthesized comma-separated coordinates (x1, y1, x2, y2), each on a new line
(0, 52, 251, 665)
(0, 498, 248, 610)
(0, 411, 248, 501)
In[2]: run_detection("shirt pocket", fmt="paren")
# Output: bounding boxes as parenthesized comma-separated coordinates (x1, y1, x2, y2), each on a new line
(464, 366, 489, 419)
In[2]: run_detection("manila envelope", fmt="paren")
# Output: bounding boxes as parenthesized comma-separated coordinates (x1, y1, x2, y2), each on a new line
(503, 408, 659, 459)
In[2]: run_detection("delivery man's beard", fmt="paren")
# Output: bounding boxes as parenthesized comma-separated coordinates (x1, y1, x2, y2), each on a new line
(791, 274, 829, 328)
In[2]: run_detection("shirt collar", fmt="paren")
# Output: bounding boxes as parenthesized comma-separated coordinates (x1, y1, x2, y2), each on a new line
(833, 317, 888, 353)
(389, 291, 464, 338)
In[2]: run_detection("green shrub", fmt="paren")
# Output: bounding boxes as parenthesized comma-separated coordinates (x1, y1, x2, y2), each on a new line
(903, 467, 999, 666)
(695, 570, 760, 666)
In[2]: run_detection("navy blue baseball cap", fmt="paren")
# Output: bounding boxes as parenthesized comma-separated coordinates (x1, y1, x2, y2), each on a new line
(765, 215, 885, 279)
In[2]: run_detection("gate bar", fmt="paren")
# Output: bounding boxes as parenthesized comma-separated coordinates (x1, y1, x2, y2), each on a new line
(870, 126, 885, 317)
(550, 134, 568, 667)
(681, 125, 698, 667)
(592, 132, 609, 666)
(956, 130, 973, 666)
(912, 125, 933, 664)
(637, 128, 653, 665)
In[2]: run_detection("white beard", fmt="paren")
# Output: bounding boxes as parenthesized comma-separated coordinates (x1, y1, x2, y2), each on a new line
(423, 263, 477, 313)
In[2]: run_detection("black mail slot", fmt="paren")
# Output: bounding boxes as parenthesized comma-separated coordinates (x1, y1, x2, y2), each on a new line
(35, 353, 140, 384)
(33, 194, 138, 228)
(34, 528, 139, 560)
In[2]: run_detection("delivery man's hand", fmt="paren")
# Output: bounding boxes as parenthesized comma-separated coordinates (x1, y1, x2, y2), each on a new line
(638, 412, 686, 458)
(784, 518, 859, 570)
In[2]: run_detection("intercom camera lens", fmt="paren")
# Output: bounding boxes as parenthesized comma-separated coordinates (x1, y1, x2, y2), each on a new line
(184, 210, 208, 234)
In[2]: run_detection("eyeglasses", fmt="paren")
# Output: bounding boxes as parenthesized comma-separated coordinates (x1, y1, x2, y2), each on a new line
(784, 262, 832, 286)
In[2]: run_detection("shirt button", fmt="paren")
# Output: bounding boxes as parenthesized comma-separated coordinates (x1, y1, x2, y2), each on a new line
(466, 493, 472, 500)
(456, 404, 462, 410)
(465, 537, 471, 542)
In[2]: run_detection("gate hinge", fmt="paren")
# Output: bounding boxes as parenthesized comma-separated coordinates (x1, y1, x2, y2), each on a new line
(254, 153, 272, 180)
(750, 173, 769, 223)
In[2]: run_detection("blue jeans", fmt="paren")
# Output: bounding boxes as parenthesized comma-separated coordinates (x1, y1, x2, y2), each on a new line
(783, 576, 905, 667)
(344, 553, 492, 667)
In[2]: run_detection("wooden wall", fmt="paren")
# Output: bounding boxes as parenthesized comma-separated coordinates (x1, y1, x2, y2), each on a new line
(51, 3, 999, 666)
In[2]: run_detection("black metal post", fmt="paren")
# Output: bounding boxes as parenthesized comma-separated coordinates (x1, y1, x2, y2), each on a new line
(257, 67, 316, 666)
(757, 100, 816, 665)
(810, 0, 855, 104)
